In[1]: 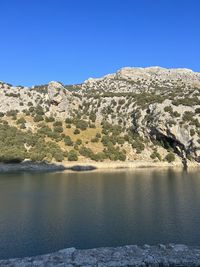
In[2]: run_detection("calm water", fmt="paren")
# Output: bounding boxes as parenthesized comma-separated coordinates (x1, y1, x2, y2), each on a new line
(0, 168, 200, 259)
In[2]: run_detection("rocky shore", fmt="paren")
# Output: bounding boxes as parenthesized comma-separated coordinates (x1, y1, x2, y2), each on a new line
(0, 161, 98, 173)
(62, 160, 200, 170)
(0, 160, 199, 173)
(0, 162, 67, 173)
(1, 244, 200, 266)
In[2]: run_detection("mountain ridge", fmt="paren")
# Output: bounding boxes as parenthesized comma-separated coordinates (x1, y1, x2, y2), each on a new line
(1, 66, 200, 89)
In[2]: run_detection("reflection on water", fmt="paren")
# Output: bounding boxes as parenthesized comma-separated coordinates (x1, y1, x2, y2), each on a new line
(0, 168, 199, 259)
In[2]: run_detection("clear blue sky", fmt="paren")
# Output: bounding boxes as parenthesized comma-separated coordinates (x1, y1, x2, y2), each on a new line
(0, 0, 199, 86)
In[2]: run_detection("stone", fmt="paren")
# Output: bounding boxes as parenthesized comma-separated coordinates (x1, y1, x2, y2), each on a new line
(1, 244, 200, 266)
(158, 244, 166, 250)
(143, 244, 151, 249)
(172, 244, 188, 252)
(58, 247, 76, 255)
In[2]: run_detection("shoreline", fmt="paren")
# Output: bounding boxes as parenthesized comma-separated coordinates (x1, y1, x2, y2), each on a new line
(62, 160, 200, 170)
(0, 244, 200, 266)
(0, 162, 66, 173)
(0, 160, 199, 173)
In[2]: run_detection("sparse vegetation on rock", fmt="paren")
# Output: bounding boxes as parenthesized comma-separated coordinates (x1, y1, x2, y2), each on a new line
(0, 67, 199, 165)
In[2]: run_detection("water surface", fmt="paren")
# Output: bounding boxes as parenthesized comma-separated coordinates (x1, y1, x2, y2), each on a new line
(0, 168, 199, 259)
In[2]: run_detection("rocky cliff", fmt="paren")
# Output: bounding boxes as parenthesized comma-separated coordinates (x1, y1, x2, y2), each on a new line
(0, 67, 199, 166)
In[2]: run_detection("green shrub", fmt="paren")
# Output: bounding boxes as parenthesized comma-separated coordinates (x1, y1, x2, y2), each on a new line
(53, 126, 63, 133)
(6, 110, 18, 117)
(89, 123, 96, 128)
(195, 108, 200, 114)
(182, 111, 194, 122)
(173, 111, 180, 117)
(150, 151, 161, 161)
(45, 116, 55, 122)
(24, 110, 30, 116)
(172, 98, 200, 106)
(68, 150, 78, 161)
(65, 118, 73, 124)
(75, 139, 82, 146)
(34, 115, 44, 122)
(91, 137, 99, 143)
(164, 106, 173, 113)
(30, 151, 46, 162)
(75, 120, 88, 130)
(165, 152, 175, 163)
(103, 144, 126, 161)
(118, 152, 126, 161)
(37, 125, 52, 136)
(93, 152, 106, 161)
(74, 128, 80, 135)
(190, 129, 195, 136)
(35, 105, 44, 115)
(116, 136, 125, 145)
(101, 135, 117, 146)
(53, 121, 62, 127)
(64, 136, 73, 146)
(20, 123, 26, 129)
(89, 113, 96, 122)
(79, 146, 93, 158)
(118, 99, 125, 105)
(16, 117, 26, 124)
(96, 133, 101, 138)
(29, 107, 35, 113)
(54, 152, 64, 162)
(45, 153, 53, 162)
(46, 131, 61, 141)
(132, 141, 145, 154)
(63, 151, 68, 157)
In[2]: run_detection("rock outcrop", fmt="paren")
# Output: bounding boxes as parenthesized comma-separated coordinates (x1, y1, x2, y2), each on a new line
(82, 66, 200, 92)
(81, 67, 200, 166)
(1, 244, 200, 267)
(0, 67, 199, 166)
(47, 81, 72, 113)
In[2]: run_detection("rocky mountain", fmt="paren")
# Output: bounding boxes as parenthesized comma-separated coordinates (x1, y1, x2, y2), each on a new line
(0, 67, 199, 167)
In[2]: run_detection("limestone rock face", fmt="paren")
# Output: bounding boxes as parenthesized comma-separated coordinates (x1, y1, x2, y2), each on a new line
(82, 66, 200, 93)
(81, 67, 200, 165)
(47, 81, 72, 113)
(0, 67, 199, 166)
(48, 81, 66, 104)
(0, 83, 42, 113)
(135, 101, 200, 162)
(116, 66, 200, 83)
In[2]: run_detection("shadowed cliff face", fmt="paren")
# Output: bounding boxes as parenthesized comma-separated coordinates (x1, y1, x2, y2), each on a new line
(137, 102, 200, 166)
(0, 67, 199, 166)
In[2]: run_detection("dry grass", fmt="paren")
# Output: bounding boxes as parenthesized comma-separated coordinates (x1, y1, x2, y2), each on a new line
(3, 116, 104, 154)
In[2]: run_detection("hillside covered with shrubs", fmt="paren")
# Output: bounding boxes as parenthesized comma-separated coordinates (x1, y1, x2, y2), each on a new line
(0, 67, 199, 167)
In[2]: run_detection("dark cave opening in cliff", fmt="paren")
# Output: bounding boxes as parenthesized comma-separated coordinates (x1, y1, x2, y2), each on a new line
(150, 128, 185, 159)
